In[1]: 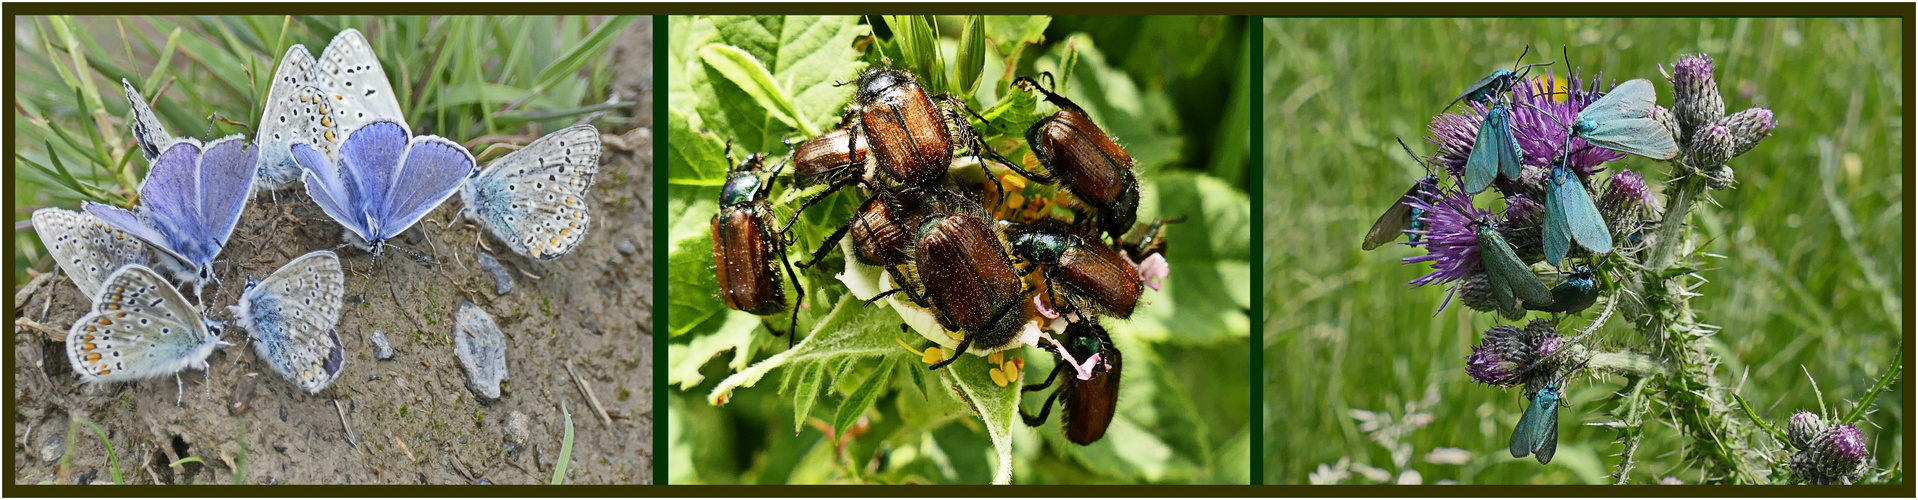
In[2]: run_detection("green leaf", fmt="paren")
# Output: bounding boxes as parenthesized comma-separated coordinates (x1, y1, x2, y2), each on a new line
(791, 362, 825, 433)
(941, 353, 1020, 484)
(1124, 172, 1253, 345)
(530, 16, 636, 100)
(887, 16, 948, 95)
(983, 16, 1049, 57)
(666, 312, 760, 390)
(706, 294, 908, 405)
(954, 16, 986, 97)
(698, 44, 811, 136)
(550, 401, 574, 485)
(833, 357, 895, 439)
(694, 16, 868, 149)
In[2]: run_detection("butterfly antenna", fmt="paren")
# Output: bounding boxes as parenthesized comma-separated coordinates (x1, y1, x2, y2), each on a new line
(1510, 45, 1532, 72)
(1395, 138, 1435, 175)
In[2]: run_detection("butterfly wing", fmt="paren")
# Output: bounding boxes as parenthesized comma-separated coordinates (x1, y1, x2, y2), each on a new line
(1580, 117, 1680, 161)
(1542, 166, 1573, 265)
(1535, 400, 1561, 465)
(1576, 79, 1657, 124)
(66, 265, 220, 383)
(1362, 182, 1421, 251)
(185, 136, 257, 267)
(365, 134, 476, 242)
(32, 208, 150, 298)
(255, 45, 338, 192)
(121, 79, 177, 163)
(1552, 164, 1612, 259)
(1478, 224, 1551, 312)
(1463, 107, 1508, 194)
(1509, 388, 1556, 459)
(240, 251, 346, 394)
(462, 125, 601, 259)
(1446, 69, 1508, 111)
(316, 29, 407, 134)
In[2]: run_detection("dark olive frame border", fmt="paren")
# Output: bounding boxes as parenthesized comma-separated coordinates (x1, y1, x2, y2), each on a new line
(0, 2, 1908, 497)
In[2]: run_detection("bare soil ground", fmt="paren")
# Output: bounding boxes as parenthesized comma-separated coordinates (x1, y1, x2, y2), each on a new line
(10, 19, 654, 486)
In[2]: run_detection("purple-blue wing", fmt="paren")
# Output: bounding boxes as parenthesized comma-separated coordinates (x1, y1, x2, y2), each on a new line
(340, 121, 411, 231)
(377, 135, 474, 240)
(83, 202, 187, 264)
(192, 135, 256, 263)
(295, 142, 371, 242)
(136, 140, 207, 246)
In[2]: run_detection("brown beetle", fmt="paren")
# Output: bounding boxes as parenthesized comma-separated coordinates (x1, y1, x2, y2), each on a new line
(1021, 319, 1121, 445)
(798, 187, 924, 270)
(855, 68, 956, 188)
(789, 123, 871, 189)
(1016, 73, 1141, 241)
(710, 144, 803, 341)
(873, 189, 1027, 370)
(1005, 219, 1143, 319)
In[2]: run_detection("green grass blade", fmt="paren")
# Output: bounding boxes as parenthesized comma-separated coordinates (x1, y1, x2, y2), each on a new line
(550, 401, 574, 485)
(72, 416, 122, 484)
(529, 16, 635, 98)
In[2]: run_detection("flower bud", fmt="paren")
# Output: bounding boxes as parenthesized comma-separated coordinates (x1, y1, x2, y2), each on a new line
(1705, 165, 1736, 190)
(1688, 123, 1734, 172)
(1724, 107, 1777, 158)
(1671, 54, 1725, 136)
(1466, 324, 1528, 386)
(1459, 269, 1497, 314)
(1790, 423, 1870, 484)
(1599, 170, 1654, 225)
(1788, 411, 1825, 450)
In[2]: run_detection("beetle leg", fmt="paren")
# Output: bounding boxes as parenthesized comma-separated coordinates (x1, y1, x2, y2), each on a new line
(927, 334, 974, 371)
(1022, 362, 1062, 393)
(1020, 384, 1062, 426)
(798, 217, 856, 269)
(778, 238, 804, 348)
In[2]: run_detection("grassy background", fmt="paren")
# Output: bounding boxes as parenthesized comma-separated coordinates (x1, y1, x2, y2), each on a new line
(12, 15, 637, 285)
(1262, 18, 1903, 484)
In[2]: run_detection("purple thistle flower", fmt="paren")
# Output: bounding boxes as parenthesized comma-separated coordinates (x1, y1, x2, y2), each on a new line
(1508, 70, 1625, 177)
(1425, 106, 1486, 178)
(1402, 181, 1485, 311)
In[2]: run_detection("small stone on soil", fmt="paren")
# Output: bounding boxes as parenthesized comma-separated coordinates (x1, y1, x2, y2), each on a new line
(453, 301, 510, 401)
(476, 252, 514, 295)
(616, 239, 636, 256)
(38, 432, 64, 464)
(370, 329, 395, 360)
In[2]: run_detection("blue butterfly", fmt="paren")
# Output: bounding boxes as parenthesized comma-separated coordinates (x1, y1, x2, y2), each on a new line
(1510, 358, 1590, 465)
(86, 133, 256, 299)
(1463, 101, 1523, 195)
(1542, 154, 1611, 265)
(1572, 79, 1679, 161)
(65, 264, 231, 404)
(460, 125, 600, 260)
(293, 120, 476, 256)
(230, 250, 346, 394)
(1445, 46, 1553, 112)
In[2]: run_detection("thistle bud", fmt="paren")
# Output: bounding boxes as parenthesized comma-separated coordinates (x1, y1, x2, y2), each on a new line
(1705, 165, 1737, 190)
(1791, 424, 1870, 484)
(1466, 324, 1528, 386)
(1724, 107, 1777, 158)
(1599, 170, 1653, 225)
(1671, 54, 1725, 136)
(1458, 269, 1497, 314)
(1688, 123, 1734, 173)
(1787, 411, 1825, 450)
